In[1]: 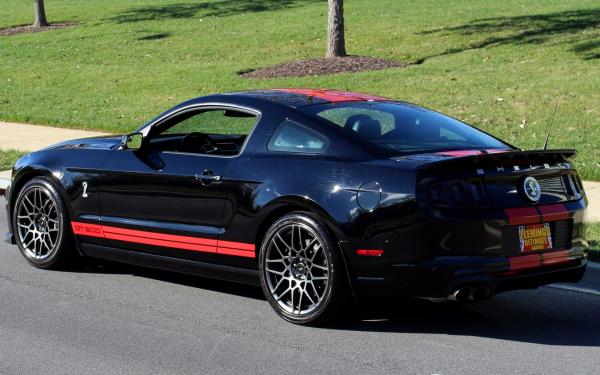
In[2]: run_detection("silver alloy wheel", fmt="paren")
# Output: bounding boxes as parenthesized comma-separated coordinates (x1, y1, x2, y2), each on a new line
(16, 187, 61, 260)
(264, 223, 330, 315)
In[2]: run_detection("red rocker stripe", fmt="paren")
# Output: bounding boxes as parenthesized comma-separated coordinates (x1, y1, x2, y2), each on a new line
(71, 221, 255, 258)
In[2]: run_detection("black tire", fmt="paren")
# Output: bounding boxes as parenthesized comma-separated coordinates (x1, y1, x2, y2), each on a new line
(12, 177, 77, 269)
(259, 212, 350, 325)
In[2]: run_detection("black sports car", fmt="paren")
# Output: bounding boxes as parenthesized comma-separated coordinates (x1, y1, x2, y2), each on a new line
(5, 89, 588, 324)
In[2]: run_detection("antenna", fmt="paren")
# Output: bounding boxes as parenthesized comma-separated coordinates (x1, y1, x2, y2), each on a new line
(543, 103, 558, 150)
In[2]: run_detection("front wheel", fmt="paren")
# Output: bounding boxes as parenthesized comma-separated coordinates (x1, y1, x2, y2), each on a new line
(259, 212, 350, 325)
(12, 177, 77, 269)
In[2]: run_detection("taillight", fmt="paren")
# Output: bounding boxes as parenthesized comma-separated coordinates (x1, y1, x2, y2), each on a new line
(561, 173, 583, 199)
(428, 178, 490, 209)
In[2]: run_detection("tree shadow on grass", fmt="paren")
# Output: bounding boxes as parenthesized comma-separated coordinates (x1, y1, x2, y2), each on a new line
(137, 32, 171, 41)
(109, 0, 321, 23)
(416, 8, 600, 62)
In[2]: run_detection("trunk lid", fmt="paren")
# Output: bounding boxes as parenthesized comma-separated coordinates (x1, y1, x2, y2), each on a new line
(402, 149, 584, 209)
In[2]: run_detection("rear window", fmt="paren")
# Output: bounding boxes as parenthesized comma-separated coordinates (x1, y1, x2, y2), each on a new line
(300, 102, 511, 154)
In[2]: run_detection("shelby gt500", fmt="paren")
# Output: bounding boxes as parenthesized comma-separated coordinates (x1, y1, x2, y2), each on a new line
(5, 89, 588, 324)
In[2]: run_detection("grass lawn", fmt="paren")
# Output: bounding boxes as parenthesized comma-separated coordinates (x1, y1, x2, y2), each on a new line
(0, 149, 26, 170)
(584, 222, 600, 262)
(0, 0, 599, 179)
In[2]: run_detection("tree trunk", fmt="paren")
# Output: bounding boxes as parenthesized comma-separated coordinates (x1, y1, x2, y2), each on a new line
(326, 0, 346, 58)
(34, 0, 49, 28)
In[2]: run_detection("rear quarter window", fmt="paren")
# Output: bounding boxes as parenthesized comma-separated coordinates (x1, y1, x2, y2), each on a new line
(268, 120, 329, 154)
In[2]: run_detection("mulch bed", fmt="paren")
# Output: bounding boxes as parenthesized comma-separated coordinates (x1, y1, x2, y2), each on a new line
(0, 23, 73, 36)
(241, 55, 409, 79)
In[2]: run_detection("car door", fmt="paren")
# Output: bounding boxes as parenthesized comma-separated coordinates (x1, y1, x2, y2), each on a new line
(98, 105, 259, 263)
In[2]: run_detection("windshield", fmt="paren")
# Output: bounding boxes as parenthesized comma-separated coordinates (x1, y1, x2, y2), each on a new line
(300, 102, 512, 154)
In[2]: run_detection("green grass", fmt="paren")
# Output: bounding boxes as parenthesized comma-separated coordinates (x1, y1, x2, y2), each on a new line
(0, 150, 26, 170)
(0, 0, 599, 179)
(584, 222, 600, 262)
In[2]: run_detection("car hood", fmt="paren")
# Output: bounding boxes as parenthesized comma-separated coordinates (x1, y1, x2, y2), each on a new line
(43, 135, 123, 150)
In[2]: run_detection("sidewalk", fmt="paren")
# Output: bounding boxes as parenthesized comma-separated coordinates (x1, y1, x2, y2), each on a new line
(583, 181, 600, 222)
(0, 121, 597, 221)
(0, 121, 107, 152)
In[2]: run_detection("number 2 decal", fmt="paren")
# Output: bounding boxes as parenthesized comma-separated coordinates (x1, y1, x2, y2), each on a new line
(82, 181, 89, 198)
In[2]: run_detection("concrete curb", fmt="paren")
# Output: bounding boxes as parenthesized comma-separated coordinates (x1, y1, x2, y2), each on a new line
(0, 177, 9, 196)
(0, 170, 10, 196)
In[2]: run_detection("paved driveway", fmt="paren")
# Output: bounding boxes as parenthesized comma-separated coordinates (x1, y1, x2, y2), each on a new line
(0, 198, 599, 374)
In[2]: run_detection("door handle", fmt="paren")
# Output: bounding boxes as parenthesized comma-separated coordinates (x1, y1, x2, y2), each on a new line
(195, 170, 222, 184)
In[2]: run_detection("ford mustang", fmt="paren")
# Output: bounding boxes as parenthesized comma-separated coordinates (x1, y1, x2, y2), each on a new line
(5, 89, 588, 324)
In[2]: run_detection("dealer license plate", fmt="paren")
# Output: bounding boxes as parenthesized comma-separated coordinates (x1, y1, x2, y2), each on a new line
(518, 223, 553, 253)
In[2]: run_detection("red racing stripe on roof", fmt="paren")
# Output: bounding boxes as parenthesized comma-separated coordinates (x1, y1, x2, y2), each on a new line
(273, 88, 389, 103)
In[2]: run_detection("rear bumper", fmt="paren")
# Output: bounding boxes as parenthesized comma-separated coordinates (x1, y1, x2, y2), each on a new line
(355, 247, 587, 298)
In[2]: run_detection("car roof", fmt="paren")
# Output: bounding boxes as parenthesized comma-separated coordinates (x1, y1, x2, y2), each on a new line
(220, 88, 392, 108)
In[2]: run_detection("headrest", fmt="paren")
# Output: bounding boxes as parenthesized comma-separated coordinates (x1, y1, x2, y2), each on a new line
(344, 114, 381, 140)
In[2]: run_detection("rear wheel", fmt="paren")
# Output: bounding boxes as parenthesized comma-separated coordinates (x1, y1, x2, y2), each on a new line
(259, 212, 349, 325)
(12, 177, 76, 269)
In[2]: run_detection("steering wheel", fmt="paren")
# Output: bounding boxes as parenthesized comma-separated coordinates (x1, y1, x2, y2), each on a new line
(179, 132, 218, 154)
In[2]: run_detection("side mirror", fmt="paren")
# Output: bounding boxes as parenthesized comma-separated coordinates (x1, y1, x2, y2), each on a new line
(122, 133, 143, 150)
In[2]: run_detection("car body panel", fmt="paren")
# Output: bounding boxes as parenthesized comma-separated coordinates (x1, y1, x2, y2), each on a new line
(5, 89, 588, 299)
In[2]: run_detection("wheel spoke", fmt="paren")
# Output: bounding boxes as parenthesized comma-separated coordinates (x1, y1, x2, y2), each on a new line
(17, 223, 32, 230)
(303, 288, 316, 306)
(303, 238, 317, 252)
(309, 244, 321, 262)
(296, 287, 304, 313)
(275, 286, 292, 302)
(266, 267, 285, 276)
(275, 233, 292, 252)
(311, 263, 328, 271)
(272, 276, 287, 293)
(24, 195, 35, 210)
(266, 258, 285, 263)
(295, 225, 303, 252)
(42, 234, 54, 250)
(271, 238, 287, 259)
(309, 281, 320, 300)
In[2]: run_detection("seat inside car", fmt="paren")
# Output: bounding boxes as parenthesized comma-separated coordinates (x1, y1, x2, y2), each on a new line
(344, 114, 381, 140)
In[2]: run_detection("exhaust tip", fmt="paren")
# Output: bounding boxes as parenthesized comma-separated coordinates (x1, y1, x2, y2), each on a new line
(448, 287, 473, 302)
(472, 285, 491, 300)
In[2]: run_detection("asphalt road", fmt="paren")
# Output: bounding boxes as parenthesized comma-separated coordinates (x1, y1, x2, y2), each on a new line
(1, 198, 599, 375)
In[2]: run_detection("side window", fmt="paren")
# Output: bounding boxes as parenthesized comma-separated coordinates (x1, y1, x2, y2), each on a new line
(164, 109, 256, 136)
(149, 108, 258, 156)
(268, 120, 329, 154)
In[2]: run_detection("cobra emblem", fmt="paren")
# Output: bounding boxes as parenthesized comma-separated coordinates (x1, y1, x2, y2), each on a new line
(522, 176, 541, 202)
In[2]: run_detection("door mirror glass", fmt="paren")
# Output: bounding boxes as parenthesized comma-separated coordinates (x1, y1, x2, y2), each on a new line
(122, 133, 143, 150)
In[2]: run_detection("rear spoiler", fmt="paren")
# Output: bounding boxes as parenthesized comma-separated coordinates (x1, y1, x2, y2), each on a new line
(418, 149, 577, 171)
